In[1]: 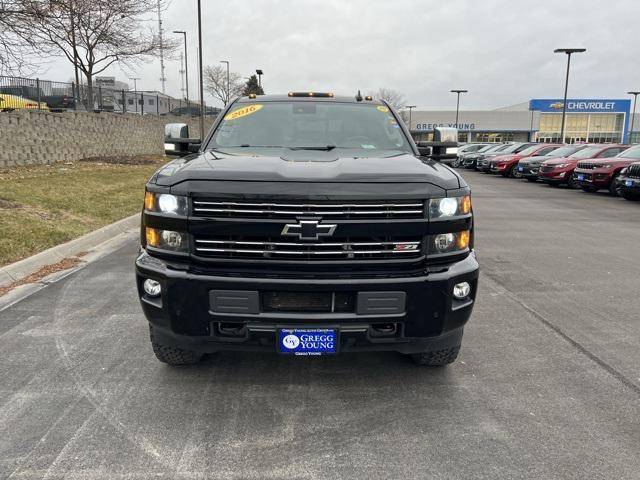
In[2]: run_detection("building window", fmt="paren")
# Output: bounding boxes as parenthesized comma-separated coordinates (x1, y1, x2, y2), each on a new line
(538, 112, 623, 143)
(127, 99, 134, 105)
(148, 99, 155, 106)
(475, 132, 514, 142)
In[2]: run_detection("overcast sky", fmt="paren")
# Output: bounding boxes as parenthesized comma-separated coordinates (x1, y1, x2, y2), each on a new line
(41, 0, 640, 110)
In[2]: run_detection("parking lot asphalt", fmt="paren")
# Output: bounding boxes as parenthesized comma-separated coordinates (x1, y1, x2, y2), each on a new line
(1, 171, 639, 479)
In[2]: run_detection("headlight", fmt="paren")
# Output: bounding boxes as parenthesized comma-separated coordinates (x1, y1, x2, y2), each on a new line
(446, 147, 458, 155)
(429, 195, 471, 219)
(144, 191, 188, 216)
(620, 167, 628, 175)
(430, 230, 470, 254)
(145, 227, 188, 252)
(554, 163, 569, 168)
(599, 164, 613, 169)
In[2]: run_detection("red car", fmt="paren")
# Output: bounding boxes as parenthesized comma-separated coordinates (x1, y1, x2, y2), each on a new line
(538, 144, 628, 188)
(573, 145, 640, 195)
(489, 144, 562, 177)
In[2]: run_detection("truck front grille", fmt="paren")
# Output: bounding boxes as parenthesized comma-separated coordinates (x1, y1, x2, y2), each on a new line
(194, 236, 424, 261)
(576, 162, 602, 170)
(192, 199, 425, 220)
(627, 164, 640, 178)
(540, 165, 555, 173)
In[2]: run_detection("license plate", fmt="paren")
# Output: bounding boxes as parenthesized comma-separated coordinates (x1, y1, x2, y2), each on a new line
(518, 167, 524, 172)
(278, 328, 337, 355)
(577, 174, 584, 181)
(626, 180, 634, 187)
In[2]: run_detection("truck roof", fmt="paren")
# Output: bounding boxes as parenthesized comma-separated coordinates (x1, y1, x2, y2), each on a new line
(235, 93, 386, 105)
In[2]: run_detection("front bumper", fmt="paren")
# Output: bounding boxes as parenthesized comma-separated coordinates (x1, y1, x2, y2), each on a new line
(519, 165, 540, 178)
(618, 176, 640, 195)
(573, 170, 612, 187)
(135, 251, 479, 354)
(539, 169, 571, 183)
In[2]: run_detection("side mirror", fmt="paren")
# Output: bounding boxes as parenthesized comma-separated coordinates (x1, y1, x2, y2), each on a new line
(416, 144, 433, 157)
(164, 123, 201, 156)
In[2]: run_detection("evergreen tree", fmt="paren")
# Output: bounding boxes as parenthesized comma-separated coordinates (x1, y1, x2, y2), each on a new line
(242, 75, 264, 96)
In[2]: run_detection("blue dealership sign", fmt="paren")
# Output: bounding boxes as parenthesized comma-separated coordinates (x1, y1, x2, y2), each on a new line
(529, 98, 630, 113)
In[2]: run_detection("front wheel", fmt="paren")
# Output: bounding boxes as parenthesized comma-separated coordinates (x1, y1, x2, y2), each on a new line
(411, 347, 460, 366)
(609, 175, 621, 196)
(149, 326, 203, 365)
(510, 165, 521, 178)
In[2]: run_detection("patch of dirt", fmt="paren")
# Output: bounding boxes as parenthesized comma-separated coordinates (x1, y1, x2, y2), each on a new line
(0, 199, 23, 209)
(79, 154, 165, 165)
(0, 257, 83, 297)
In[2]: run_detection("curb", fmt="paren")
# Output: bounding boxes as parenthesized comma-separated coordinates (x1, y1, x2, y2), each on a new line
(0, 213, 140, 287)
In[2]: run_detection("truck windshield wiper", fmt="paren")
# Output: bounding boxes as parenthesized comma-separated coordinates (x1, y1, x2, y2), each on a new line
(288, 145, 337, 151)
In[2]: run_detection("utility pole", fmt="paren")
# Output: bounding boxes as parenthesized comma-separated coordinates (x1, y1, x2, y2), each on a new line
(405, 105, 416, 131)
(554, 48, 586, 143)
(173, 31, 189, 108)
(627, 91, 639, 144)
(256, 69, 263, 89)
(157, 0, 167, 93)
(130, 77, 140, 113)
(220, 60, 230, 104)
(197, 0, 205, 140)
(450, 89, 468, 128)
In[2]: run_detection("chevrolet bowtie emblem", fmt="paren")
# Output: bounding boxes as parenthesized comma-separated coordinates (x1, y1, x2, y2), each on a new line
(281, 219, 337, 240)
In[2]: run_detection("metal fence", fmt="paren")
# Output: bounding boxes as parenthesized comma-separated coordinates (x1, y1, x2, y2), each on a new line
(0, 75, 219, 117)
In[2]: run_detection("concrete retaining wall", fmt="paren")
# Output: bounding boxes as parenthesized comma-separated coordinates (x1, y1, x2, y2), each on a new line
(0, 110, 215, 167)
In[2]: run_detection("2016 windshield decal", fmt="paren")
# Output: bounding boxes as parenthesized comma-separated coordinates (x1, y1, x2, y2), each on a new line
(224, 104, 264, 121)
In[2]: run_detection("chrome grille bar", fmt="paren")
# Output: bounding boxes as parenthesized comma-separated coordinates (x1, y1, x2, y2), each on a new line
(192, 199, 426, 219)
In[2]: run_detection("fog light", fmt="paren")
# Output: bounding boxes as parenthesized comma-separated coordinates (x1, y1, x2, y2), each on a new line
(435, 233, 455, 252)
(143, 279, 161, 297)
(453, 282, 471, 300)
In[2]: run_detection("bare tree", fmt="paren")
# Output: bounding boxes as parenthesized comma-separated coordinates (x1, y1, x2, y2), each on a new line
(204, 64, 244, 106)
(370, 87, 407, 111)
(13, 0, 171, 108)
(0, 1, 40, 74)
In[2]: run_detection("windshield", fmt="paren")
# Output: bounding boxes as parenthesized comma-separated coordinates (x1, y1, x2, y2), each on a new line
(500, 143, 526, 154)
(208, 101, 412, 155)
(517, 145, 545, 156)
(547, 146, 578, 157)
(569, 146, 603, 159)
(618, 146, 640, 159)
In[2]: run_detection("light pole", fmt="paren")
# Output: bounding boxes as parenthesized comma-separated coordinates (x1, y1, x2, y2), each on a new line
(173, 31, 189, 109)
(196, 0, 205, 140)
(130, 77, 140, 113)
(404, 105, 416, 131)
(450, 89, 467, 129)
(256, 69, 263, 89)
(220, 60, 230, 104)
(627, 91, 640, 144)
(554, 48, 586, 143)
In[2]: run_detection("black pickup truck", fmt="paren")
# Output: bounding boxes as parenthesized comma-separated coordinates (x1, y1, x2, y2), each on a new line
(137, 92, 479, 366)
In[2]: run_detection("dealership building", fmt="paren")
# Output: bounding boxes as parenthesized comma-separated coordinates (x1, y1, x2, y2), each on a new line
(409, 98, 639, 144)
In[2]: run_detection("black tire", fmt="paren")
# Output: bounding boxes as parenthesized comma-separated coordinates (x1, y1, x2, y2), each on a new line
(149, 326, 203, 365)
(526, 177, 537, 182)
(609, 175, 621, 196)
(581, 185, 598, 193)
(566, 174, 575, 189)
(510, 165, 520, 178)
(411, 346, 460, 366)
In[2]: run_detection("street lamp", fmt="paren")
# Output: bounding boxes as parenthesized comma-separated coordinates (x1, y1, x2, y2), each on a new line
(220, 60, 230, 105)
(627, 91, 640, 144)
(404, 105, 416, 131)
(450, 89, 468, 129)
(129, 77, 140, 113)
(173, 31, 189, 110)
(554, 48, 586, 143)
(256, 69, 263, 88)
(196, 0, 205, 140)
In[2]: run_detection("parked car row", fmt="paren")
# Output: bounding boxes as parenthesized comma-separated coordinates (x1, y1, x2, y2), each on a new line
(454, 142, 640, 201)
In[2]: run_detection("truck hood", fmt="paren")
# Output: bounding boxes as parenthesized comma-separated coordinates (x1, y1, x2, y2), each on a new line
(152, 149, 462, 189)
